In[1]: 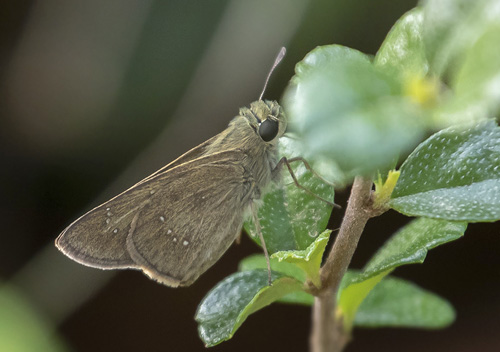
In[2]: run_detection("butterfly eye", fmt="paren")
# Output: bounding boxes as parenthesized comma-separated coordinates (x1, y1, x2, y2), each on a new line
(258, 118, 279, 142)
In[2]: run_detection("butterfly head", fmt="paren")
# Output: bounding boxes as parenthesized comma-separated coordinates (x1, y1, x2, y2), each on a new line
(241, 100, 287, 144)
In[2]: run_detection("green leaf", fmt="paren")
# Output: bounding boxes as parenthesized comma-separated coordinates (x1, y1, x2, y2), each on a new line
(271, 229, 331, 288)
(375, 8, 440, 110)
(391, 120, 500, 221)
(0, 283, 68, 352)
(354, 275, 455, 328)
(238, 254, 306, 283)
(375, 7, 428, 79)
(196, 270, 304, 347)
(373, 170, 400, 209)
(422, 0, 500, 77)
(238, 230, 332, 305)
(283, 44, 425, 180)
(238, 255, 314, 305)
(362, 218, 466, 278)
(338, 270, 390, 330)
(244, 137, 335, 253)
(338, 218, 465, 329)
(437, 25, 500, 124)
(276, 290, 314, 306)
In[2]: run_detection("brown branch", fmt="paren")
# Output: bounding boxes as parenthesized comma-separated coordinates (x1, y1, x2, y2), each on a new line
(310, 176, 374, 352)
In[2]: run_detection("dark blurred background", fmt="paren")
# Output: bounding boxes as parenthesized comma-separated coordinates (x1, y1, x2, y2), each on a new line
(1, 1, 500, 351)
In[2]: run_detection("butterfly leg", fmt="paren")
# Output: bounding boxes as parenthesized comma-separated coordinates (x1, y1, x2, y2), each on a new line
(286, 157, 336, 187)
(251, 202, 272, 286)
(274, 157, 340, 208)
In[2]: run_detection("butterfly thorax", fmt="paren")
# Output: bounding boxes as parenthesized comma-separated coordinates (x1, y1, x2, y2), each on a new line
(202, 100, 286, 200)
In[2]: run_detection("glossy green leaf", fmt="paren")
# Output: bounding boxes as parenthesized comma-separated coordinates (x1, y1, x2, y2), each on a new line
(361, 218, 466, 279)
(375, 7, 428, 79)
(422, 0, 500, 77)
(338, 218, 465, 329)
(244, 137, 335, 253)
(238, 255, 314, 305)
(196, 270, 304, 347)
(0, 283, 68, 352)
(391, 120, 500, 221)
(354, 275, 455, 328)
(283, 44, 425, 180)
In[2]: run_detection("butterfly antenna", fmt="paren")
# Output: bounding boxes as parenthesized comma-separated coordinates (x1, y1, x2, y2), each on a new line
(259, 47, 286, 101)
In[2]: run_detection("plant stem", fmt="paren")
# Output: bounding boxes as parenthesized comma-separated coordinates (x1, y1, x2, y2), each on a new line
(310, 176, 373, 352)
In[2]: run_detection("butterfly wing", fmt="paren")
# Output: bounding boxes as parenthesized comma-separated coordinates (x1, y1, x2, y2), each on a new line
(56, 150, 253, 287)
(127, 151, 254, 286)
(137, 134, 221, 184)
(55, 191, 145, 269)
(55, 133, 223, 269)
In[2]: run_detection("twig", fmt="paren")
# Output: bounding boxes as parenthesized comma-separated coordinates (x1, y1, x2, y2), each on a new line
(310, 176, 374, 352)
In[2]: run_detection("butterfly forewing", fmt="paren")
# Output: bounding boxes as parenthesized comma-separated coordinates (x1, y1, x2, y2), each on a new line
(137, 134, 221, 185)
